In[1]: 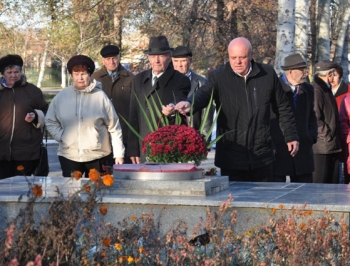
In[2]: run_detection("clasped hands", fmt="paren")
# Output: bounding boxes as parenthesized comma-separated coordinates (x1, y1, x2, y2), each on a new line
(162, 101, 191, 116)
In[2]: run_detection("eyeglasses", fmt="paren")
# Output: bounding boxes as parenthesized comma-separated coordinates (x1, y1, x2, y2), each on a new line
(293, 68, 308, 73)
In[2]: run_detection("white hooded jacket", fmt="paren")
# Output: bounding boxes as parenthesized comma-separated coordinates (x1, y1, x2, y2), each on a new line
(45, 79, 124, 162)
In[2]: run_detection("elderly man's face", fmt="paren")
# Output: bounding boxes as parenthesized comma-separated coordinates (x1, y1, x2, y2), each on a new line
(148, 53, 171, 75)
(172, 57, 191, 74)
(103, 56, 119, 72)
(228, 39, 252, 76)
(287, 67, 308, 85)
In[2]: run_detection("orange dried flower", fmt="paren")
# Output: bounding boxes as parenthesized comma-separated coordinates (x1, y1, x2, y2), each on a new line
(103, 238, 111, 246)
(132, 216, 137, 221)
(139, 247, 144, 253)
(271, 208, 276, 214)
(298, 222, 306, 229)
(17, 165, 24, 171)
(279, 204, 284, 209)
(135, 258, 140, 263)
(127, 256, 134, 263)
(33, 185, 43, 197)
(99, 206, 108, 216)
(84, 184, 91, 193)
(100, 251, 106, 258)
(72, 170, 82, 180)
(89, 168, 101, 182)
(115, 243, 122, 251)
(102, 174, 114, 186)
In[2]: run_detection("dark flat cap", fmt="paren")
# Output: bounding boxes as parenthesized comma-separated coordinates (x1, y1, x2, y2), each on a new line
(100, 45, 120, 57)
(281, 54, 307, 70)
(315, 60, 337, 71)
(172, 46, 192, 58)
(67, 55, 95, 75)
(0, 54, 23, 73)
(144, 35, 172, 55)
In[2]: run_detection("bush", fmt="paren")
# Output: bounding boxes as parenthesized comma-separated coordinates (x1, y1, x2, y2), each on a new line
(1, 171, 350, 265)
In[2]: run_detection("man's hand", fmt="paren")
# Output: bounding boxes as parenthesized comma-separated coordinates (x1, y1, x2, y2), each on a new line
(162, 104, 175, 116)
(115, 158, 124, 164)
(130, 156, 140, 164)
(174, 101, 191, 115)
(25, 112, 35, 123)
(287, 141, 299, 157)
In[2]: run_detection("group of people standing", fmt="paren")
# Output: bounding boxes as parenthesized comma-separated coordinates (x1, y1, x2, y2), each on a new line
(1, 35, 350, 184)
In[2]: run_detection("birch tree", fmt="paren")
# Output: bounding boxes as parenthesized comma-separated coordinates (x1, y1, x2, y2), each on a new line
(275, 0, 295, 75)
(294, 0, 309, 58)
(37, 40, 49, 88)
(316, 0, 331, 61)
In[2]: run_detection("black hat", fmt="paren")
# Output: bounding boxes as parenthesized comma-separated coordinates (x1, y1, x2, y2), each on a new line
(144, 35, 172, 55)
(281, 54, 307, 70)
(315, 60, 337, 71)
(172, 46, 192, 58)
(0, 54, 23, 73)
(100, 45, 120, 58)
(67, 55, 95, 75)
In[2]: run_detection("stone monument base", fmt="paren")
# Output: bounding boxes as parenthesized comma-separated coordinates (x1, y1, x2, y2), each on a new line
(102, 176, 229, 196)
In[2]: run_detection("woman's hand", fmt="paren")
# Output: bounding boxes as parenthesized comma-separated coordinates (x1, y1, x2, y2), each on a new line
(25, 112, 36, 123)
(115, 157, 124, 164)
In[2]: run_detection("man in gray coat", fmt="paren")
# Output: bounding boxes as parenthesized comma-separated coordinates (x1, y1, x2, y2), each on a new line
(92, 45, 134, 163)
(312, 60, 341, 183)
(271, 54, 317, 183)
(172, 45, 214, 137)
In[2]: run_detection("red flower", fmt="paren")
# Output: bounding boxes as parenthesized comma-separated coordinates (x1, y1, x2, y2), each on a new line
(142, 125, 208, 165)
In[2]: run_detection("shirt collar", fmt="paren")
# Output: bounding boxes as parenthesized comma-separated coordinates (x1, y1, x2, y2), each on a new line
(233, 63, 252, 80)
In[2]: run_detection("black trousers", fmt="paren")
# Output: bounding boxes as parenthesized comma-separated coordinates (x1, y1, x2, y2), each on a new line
(59, 154, 112, 177)
(221, 164, 273, 182)
(273, 173, 313, 183)
(313, 154, 339, 183)
(0, 160, 38, 179)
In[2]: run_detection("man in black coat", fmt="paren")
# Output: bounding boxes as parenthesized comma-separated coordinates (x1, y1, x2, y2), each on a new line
(271, 54, 317, 183)
(172, 37, 299, 182)
(127, 36, 190, 163)
(312, 60, 342, 183)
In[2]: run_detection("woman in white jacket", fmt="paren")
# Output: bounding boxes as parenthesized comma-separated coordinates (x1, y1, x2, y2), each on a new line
(46, 55, 124, 177)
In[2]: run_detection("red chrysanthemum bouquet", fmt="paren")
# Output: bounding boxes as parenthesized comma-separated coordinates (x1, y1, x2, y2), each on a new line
(141, 124, 208, 165)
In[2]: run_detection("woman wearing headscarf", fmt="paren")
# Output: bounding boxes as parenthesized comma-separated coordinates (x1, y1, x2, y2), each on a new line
(0, 54, 48, 178)
(45, 55, 124, 177)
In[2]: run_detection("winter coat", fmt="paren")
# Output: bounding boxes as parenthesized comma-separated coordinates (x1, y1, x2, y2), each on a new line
(45, 79, 124, 162)
(334, 81, 350, 110)
(311, 76, 341, 154)
(91, 65, 134, 145)
(339, 94, 350, 173)
(0, 75, 48, 161)
(271, 76, 317, 176)
(189, 70, 214, 136)
(191, 60, 298, 170)
(127, 62, 190, 161)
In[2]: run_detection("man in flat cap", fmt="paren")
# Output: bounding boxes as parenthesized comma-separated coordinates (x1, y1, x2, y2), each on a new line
(312, 60, 341, 183)
(127, 36, 190, 163)
(271, 54, 317, 183)
(172, 46, 214, 137)
(92, 44, 134, 163)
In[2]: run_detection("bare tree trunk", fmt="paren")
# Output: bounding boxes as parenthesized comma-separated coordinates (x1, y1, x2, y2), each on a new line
(316, 0, 331, 61)
(61, 60, 67, 88)
(294, 0, 309, 58)
(113, 0, 123, 47)
(37, 40, 49, 88)
(332, 0, 350, 63)
(214, 0, 226, 67)
(274, 0, 295, 75)
(340, 25, 349, 83)
(309, 0, 317, 73)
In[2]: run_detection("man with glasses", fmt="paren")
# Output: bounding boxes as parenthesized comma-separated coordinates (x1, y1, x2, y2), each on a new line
(311, 60, 341, 183)
(271, 54, 317, 183)
(127, 36, 190, 163)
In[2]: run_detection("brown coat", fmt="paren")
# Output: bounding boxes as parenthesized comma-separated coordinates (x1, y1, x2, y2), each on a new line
(92, 65, 134, 145)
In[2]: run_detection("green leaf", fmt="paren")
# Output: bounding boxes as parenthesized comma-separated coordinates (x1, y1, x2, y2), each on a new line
(118, 114, 143, 141)
(145, 96, 158, 130)
(134, 92, 155, 132)
(199, 90, 214, 135)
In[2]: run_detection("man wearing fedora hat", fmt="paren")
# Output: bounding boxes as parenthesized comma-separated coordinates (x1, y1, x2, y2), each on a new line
(92, 45, 134, 164)
(271, 54, 317, 183)
(312, 60, 341, 183)
(171, 45, 214, 136)
(127, 36, 190, 163)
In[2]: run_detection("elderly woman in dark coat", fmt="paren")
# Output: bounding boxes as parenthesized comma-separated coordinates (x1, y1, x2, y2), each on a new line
(0, 54, 48, 179)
